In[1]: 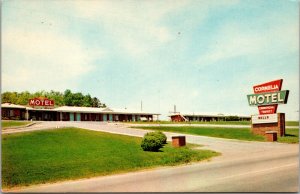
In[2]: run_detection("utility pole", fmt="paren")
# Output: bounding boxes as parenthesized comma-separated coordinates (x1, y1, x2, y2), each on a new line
(141, 101, 143, 111)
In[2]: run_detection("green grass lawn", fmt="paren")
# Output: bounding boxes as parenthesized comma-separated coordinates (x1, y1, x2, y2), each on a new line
(188, 121, 251, 125)
(126, 121, 251, 125)
(133, 126, 265, 141)
(1, 121, 31, 128)
(132, 126, 299, 143)
(2, 128, 219, 189)
(286, 121, 299, 126)
(127, 120, 298, 126)
(278, 128, 299, 144)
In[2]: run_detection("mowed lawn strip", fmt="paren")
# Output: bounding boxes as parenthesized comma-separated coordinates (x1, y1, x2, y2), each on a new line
(278, 128, 299, 144)
(2, 121, 31, 128)
(126, 121, 298, 126)
(2, 128, 219, 189)
(286, 121, 299, 127)
(133, 126, 299, 143)
(126, 121, 251, 125)
(133, 126, 265, 141)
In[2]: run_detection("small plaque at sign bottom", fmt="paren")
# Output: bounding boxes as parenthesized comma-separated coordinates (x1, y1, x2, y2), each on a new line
(252, 114, 278, 124)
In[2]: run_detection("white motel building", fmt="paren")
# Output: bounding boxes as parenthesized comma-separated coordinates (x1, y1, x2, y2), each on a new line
(1, 103, 159, 122)
(169, 112, 250, 122)
(1, 102, 250, 123)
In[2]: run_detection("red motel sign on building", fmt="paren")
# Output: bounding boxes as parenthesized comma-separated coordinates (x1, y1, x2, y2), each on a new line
(29, 98, 55, 107)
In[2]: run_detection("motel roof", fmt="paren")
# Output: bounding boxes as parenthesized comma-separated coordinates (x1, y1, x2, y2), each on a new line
(169, 112, 250, 118)
(54, 106, 110, 113)
(1, 103, 27, 109)
(1, 104, 159, 115)
(110, 108, 159, 115)
(53, 106, 159, 115)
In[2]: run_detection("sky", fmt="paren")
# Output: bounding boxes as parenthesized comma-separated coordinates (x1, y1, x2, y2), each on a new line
(2, 0, 299, 120)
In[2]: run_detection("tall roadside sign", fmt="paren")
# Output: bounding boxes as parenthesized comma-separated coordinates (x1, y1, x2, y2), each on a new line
(247, 79, 289, 140)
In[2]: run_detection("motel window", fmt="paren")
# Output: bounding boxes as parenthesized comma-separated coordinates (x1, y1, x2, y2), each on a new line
(62, 113, 68, 120)
(9, 110, 14, 117)
(14, 110, 20, 116)
(2, 109, 9, 118)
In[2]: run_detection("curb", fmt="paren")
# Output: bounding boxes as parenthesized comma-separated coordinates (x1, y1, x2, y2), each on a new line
(2, 122, 37, 130)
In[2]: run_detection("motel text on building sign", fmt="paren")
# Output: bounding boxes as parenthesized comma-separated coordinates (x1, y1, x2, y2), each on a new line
(29, 98, 55, 107)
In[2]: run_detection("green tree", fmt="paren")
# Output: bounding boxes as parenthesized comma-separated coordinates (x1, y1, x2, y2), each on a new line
(72, 92, 85, 106)
(48, 90, 64, 106)
(16, 91, 32, 105)
(33, 90, 47, 98)
(2, 90, 107, 108)
(63, 89, 73, 106)
(92, 97, 100, 107)
(100, 103, 107, 108)
(83, 94, 93, 107)
(2, 92, 17, 104)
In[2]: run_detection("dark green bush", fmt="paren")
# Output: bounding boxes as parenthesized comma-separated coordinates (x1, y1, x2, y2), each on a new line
(141, 131, 167, 151)
(145, 131, 167, 144)
(141, 135, 163, 152)
(155, 131, 167, 144)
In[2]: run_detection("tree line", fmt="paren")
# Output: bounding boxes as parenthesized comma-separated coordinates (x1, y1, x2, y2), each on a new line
(1, 89, 107, 108)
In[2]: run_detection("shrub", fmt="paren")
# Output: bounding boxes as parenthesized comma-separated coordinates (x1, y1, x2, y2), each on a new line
(154, 131, 167, 144)
(141, 131, 168, 151)
(145, 131, 167, 144)
(141, 135, 163, 152)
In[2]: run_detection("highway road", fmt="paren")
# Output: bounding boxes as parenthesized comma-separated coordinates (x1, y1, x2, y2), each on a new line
(3, 121, 299, 192)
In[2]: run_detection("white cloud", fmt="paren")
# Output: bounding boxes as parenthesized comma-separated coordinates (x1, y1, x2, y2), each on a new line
(2, 26, 105, 92)
(68, 0, 240, 66)
(69, 0, 190, 57)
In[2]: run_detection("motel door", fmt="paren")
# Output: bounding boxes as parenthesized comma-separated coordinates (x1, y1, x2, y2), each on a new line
(109, 114, 113, 121)
(103, 114, 107, 121)
(76, 114, 81, 121)
(70, 113, 74, 121)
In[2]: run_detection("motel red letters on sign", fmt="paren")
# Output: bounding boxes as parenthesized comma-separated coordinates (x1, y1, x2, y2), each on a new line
(29, 98, 55, 107)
